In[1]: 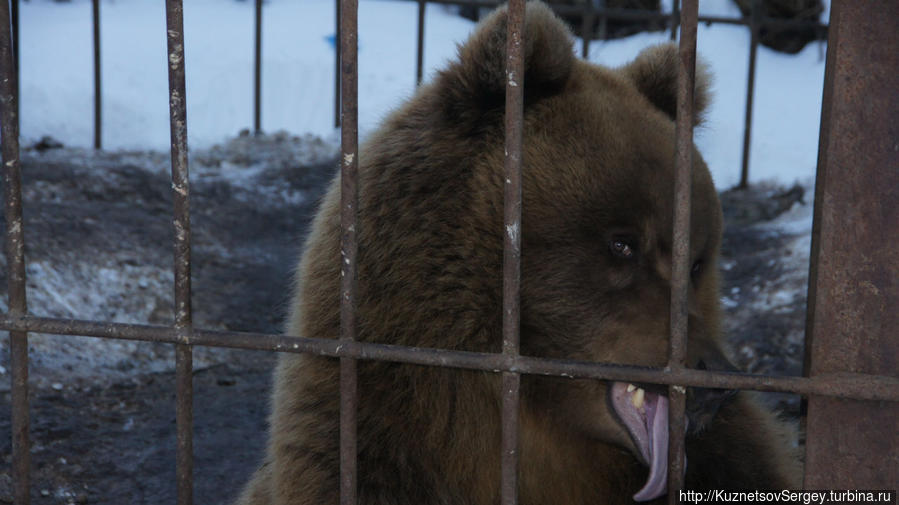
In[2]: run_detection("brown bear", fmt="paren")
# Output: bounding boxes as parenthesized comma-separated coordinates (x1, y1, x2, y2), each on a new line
(236, 2, 801, 503)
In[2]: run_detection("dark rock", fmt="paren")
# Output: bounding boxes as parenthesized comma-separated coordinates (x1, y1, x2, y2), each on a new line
(29, 136, 65, 152)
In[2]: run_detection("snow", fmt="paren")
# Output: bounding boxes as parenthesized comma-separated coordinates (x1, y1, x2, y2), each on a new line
(19, 0, 826, 190)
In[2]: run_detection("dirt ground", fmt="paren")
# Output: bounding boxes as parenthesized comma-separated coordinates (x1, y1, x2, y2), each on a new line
(0, 135, 810, 504)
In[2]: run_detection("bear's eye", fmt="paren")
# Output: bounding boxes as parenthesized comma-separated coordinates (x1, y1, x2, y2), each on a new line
(609, 238, 636, 259)
(691, 259, 704, 279)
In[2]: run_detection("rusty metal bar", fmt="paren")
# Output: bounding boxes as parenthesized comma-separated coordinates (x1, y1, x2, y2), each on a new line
(164, 1, 194, 504)
(580, 3, 594, 59)
(667, 0, 697, 501)
(501, 1, 525, 504)
(1, 1, 28, 501)
(174, 344, 193, 503)
(3, 314, 899, 402)
(415, 0, 425, 85)
(11, 0, 17, 123)
(803, 0, 899, 488)
(596, 0, 607, 41)
(338, 0, 359, 502)
(334, 0, 341, 128)
(501, 1, 523, 361)
(254, 0, 262, 134)
(738, 0, 760, 189)
(669, 0, 678, 41)
(92, 0, 102, 149)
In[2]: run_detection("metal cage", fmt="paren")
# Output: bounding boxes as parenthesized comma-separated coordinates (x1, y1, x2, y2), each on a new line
(1, 1, 897, 504)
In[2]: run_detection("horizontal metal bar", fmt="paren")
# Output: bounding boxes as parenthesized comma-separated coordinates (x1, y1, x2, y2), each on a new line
(2, 314, 898, 402)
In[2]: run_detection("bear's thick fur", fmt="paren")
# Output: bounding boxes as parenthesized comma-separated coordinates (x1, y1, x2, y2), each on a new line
(237, 3, 801, 503)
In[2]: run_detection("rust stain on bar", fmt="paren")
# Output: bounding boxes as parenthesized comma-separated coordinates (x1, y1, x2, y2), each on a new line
(668, 0, 697, 501)
(804, 0, 899, 488)
(502, 2, 525, 503)
(3, 314, 899, 402)
(164, 1, 194, 504)
(338, 0, 359, 503)
(1, 0, 29, 502)
(92, 0, 102, 149)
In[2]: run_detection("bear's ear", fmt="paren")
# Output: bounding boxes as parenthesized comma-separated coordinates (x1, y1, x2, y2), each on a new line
(455, 1, 575, 102)
(621, 44, 711, 126)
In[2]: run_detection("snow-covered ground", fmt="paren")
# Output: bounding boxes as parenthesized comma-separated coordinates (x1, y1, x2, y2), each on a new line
(19, 0, 827, 189)
(10, 0, 824, 385)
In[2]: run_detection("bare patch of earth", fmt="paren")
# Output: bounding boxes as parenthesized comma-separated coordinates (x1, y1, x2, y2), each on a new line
(1, 135, 810, 504)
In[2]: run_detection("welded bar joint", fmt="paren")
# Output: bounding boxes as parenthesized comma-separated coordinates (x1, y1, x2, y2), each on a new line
(338, 0, 360, 503)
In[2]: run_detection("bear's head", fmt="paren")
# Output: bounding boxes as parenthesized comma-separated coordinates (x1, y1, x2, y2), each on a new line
(300, 2, 744, 502)
(392, 3, 735, 498)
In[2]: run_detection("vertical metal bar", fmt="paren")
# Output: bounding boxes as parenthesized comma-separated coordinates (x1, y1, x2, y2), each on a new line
(738, 0, 759, 189)
(804, 0, 899, 488)
(669, 0, 679, 41)
(667, 0, 697, 502)
(338, 0, 359, 502)
(596, 0, 607, 41)
(12, 0, 18, 123)
(164, 1, 193, 504)
(580, 3, 594, 60)
(415, 0, 425, 86)
(253, 0, 262, 135)
(92, 0, 102, 149)
(334, 0, 341, 128)
(1, 2, 28, 502)
(501, 1, 525, 504)
(174, 344, 193, 503)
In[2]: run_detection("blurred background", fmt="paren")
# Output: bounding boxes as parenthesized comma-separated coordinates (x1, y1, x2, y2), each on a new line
(18, 0, 828, 188)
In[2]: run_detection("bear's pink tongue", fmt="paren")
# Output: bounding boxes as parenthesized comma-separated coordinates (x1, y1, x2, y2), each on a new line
(610, 382, 674, 502)
(632, 393, 668, 501)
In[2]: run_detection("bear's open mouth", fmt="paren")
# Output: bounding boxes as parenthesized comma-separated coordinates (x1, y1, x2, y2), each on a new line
(610, 381, 683, 502)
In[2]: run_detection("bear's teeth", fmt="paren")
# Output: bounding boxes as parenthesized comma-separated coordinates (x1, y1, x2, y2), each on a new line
(631, 388, 645, 409)
(626, 383, 636, 393)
